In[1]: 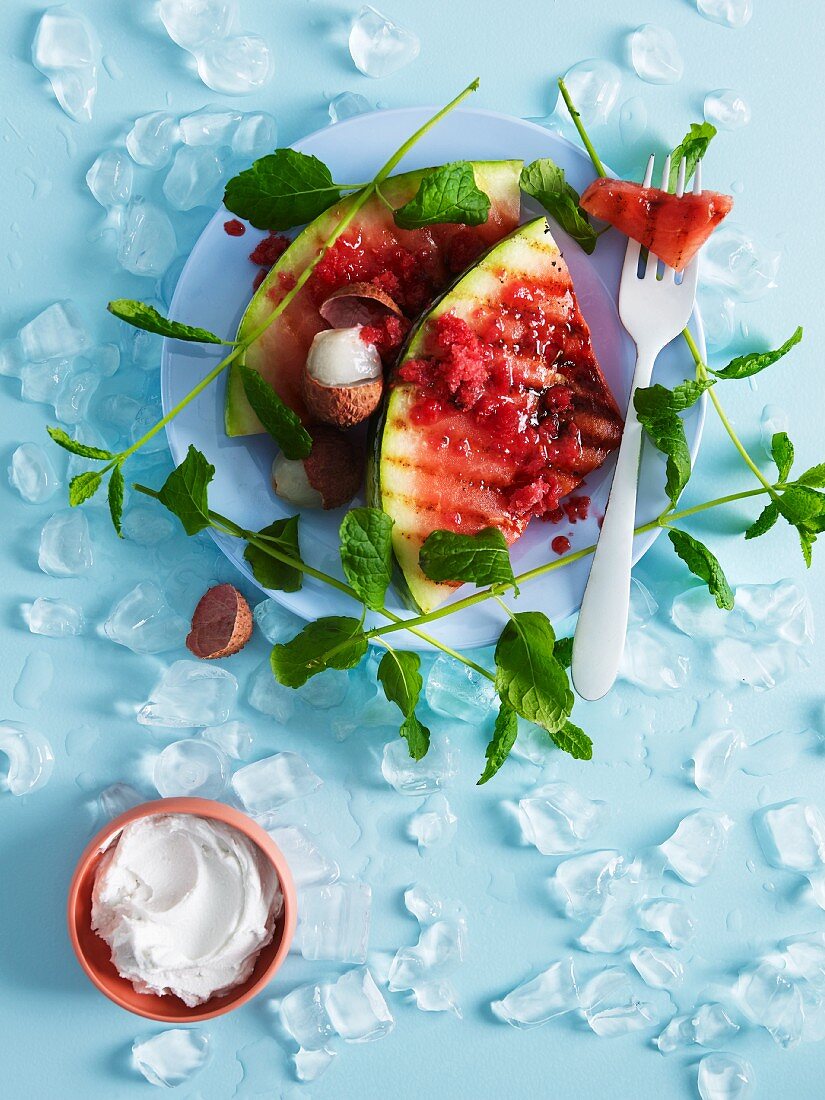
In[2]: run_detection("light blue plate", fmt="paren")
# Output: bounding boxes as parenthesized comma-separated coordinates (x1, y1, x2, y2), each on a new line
(162, 106, 705, 650)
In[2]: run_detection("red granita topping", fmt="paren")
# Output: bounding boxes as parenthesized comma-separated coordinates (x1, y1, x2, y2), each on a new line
(562, 494, 590, 523)
(360, 313, 410, 361)
(551, 535, 571, 555)
(249, 232, 291, 267)
(543, 506, 565, 524)
(508, 476, 562, 518)
(309, 235, 439, 316)
(252, 269, 266, 291)
(445, 227, 486, 274)
(224, 219, 246, 237)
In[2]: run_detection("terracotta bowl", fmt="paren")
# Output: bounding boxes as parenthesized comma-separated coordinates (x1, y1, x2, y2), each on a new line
(67, 797, 297, 1022)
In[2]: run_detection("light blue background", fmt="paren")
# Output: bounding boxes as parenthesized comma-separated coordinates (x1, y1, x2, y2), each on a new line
(1, 1, 824, 1097)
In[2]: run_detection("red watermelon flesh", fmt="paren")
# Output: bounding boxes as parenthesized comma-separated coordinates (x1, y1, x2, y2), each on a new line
(580, 178, 733, 270)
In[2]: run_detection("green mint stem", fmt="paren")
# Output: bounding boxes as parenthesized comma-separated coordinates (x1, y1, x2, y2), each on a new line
(556, 78, 607, 179)
(374, 79, 480, 184)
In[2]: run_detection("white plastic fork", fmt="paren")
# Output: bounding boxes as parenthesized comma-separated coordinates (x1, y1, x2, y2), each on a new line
(571, 153, 702, 701)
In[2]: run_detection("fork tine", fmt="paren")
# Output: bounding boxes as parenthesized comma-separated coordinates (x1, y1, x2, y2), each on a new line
(642, 153, 655, 188)
(642, 154, 671, 277)
(659, 154, 672, 192)
(622, 154, 654, 283)
(693, 158, 703, 195)
(675, 157, 686, 198)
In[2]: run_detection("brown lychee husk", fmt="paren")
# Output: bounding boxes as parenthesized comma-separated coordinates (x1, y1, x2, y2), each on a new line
(186, 583, 253, 659)
(302, 369, 383, 429)
(319, 281, 403, 329)
(304, 426, 365, 510)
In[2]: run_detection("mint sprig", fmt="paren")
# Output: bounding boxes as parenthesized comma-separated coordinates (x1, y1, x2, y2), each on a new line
(107, 300, 227, 344)
(156, 444, 215, 536)
(271, 616, 368, 687)
(520, 158, 597, 254)
(224, 149, 343, 231)
(238, 363, 312, 460)
(245, 517, 303, 592)
(669, 122, 716, 190)
(478, 703, 519, 785)
(377, 649, 430, 760)
(419, 527, 517, 590)
(339, 508, 394, 611)
(634, 381, 709, 505)
(710, 327, 803, 381)
(667, 529, 734, 610)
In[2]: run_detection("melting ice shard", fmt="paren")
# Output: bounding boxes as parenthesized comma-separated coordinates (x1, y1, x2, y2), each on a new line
(0, 720, 55, 795)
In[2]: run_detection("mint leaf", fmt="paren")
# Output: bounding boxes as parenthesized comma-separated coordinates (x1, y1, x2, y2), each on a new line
(552, 719, 593, 761)
(796, 464, 825, 488)
(244, 516, 303, 592)
(668, 529, 734, 610)
(554, 636, 573, 670)
(711, 327, 803, 381)
(393, 162, 491, 231)
(799, 528, 816, 568)
(478, 703, 519, 784)
(108, 465, 125, 536)
(69, 470, 103, 506)
(634, 388, 693, 505)
(771, 432, 794, 483)
(377, 649, 430, 760)
(239, 363, 312, 460)
(494, 611, 574, 745)
(271, 616, 367, 687)
(745, 501, 779, 540)
(669, 122, 716, 190)
(156, 444, 214, 536)
(520, 158, 597, 254)
(47, 426, 114, 460)
(340, 508, 394, 611)
(777, 485, 825, 525)
(107, 300, 225, 344)
(419, 527, 516, 590)
(224, 149, 341, 232)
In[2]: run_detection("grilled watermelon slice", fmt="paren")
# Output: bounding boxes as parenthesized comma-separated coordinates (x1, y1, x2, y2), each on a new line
(372, 216, 624, 613)
(226, 161, 523, 436)
(580, 178, 733, 271)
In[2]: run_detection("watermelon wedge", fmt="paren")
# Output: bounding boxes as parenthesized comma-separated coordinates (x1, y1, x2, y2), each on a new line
(580, 178, 733, 271)
(226, 161, 523, 436)
(372, 217, 624, 613)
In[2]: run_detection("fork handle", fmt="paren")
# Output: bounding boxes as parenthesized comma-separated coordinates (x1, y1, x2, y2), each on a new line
(571, 343, 658, 701)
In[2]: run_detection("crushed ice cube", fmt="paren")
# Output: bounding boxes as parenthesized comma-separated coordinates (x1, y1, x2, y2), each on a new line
(325, 967, 394, 1041)
(19, 301, 89, 361)
(232, 112, 277, 158)
(734, 959, 803, 1047)
(196, 35, 273, 95)
(248, 659, 296, 721)
(20, 358, 72, 405)
(31, 6, 100, 123)
(760, 405, 789, 460)
(126, 111, 180, 168)
(103, 581, 188, 654)
(697, 1053, 754, 1100)
(630, 946, 684, 989)
(54, 369, 100, 424)
(200, 720, 253, 760)
(163, 145, 224, 211)
(132, 1028, 210, 1088)
(517, 782, 605, 855)
(701, 225, 781, 302)
(349, 7, 420, 79)
(9, 444, 59, 503)
(0, 720, 55, 795)
(28, 596, 84, 637)
(555, 59, 622, 127)
(117, 200, 177, 277)
(179, 105, 242, 146)
(38, 509, 93, 576)
(388, 919, 466, 992)
(232, 752, 322, 814)
(268, 824, 340, 888)
(294, 1047, 335, 1082)
(403, 884, 444, 925)
(411, 979, 461, 1016)
(581, 967, 660, 1036)
(137, 661, 238, 727)
(253, 599, 305, 645)
(621, 627, 689, 691)
(97, 781, 143, 822)
(121, 505, 174, 546)
(86, 149, 134, 207)
(491, 957, 579, 1028)
(158, 0, 236, 49)
(153, 738, 229, 798)
(547, 850, 624, 919)
(279, 982, 335, 1050)
(407, 792, 457, 850)
(692, 1002, 741, 1046)
(755, 800, 825, 873)
(692, 728, 743, 796)
(629, 577, 659, 628)
(656, 1012, 696, 1053)
(637, 898, 695, 948)
(329, 91, 372, 124)
(297, 670, 349, 710)
(630, 24, 683, 84)
(578, 900, 637, 955)
(0, 338, 25, 377)
(697, 285, 737, 351)
(704, 89, 751, 130)
(697, 0, 752, 29)
(299, 883, 371, 963)
(660, 810, 732, 884)
(381, 735, 457, 796)
(425, 653, 496, 723)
